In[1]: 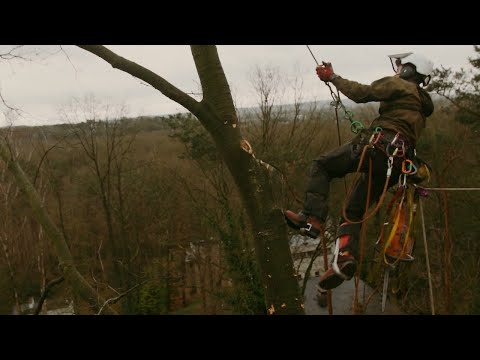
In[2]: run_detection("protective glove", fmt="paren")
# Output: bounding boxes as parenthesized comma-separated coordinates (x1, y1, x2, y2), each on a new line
(316, 61, 336, 82)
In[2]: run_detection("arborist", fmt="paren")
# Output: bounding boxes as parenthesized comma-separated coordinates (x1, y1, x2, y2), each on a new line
(284, 52, 435, 291)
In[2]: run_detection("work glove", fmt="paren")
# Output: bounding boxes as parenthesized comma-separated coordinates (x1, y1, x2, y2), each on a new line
(316, 62, 336, 82)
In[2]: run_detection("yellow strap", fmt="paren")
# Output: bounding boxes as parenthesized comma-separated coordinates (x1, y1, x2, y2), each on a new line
(383, 192, 404, 265)
(383, 187, 416, 266)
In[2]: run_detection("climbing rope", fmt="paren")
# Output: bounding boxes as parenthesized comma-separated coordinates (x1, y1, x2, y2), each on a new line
(306, 45, 376, 315)
(240, 138, 303, 206)
(419, 196, 435, 315)
(306, 45, 365, 135)
(415, 186, 480, 191)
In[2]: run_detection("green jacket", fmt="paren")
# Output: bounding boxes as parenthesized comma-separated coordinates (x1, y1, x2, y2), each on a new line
(331, 75, 434, 145)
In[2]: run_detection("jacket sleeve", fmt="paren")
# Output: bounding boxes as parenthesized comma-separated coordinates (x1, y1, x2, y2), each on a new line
(419, 87, 434, 117)
(331, 76, 408, 103)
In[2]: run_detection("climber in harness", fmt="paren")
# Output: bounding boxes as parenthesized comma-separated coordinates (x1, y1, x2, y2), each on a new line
(284, 52, 435, 291)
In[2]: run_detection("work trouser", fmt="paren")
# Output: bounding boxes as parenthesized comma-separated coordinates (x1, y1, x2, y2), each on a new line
(304, 129, 407, 255)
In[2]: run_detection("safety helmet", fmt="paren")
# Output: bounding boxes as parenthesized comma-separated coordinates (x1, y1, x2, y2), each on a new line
(388, 52, 434, 86)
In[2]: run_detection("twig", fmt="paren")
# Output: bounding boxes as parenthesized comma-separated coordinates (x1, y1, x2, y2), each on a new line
(59, 46, 78, 76)
(0, 91, 23, 115)
(33, 276, 65, 315)
(97, 281, 147, 315)
(0, 45, 26, 60)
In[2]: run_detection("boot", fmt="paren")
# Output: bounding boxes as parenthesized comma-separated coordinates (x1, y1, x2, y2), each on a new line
(318, 225, 357, 290)
(284, 210, 323, 239)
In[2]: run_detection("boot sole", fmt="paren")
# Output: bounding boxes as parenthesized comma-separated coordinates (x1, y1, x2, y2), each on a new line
(284, 216, 302, 230)
(318, 262, 357, 290)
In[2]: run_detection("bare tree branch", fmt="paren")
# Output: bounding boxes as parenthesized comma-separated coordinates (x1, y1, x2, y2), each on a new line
(434, 92, 480, 119)
(33, 135, 68, 187)
(59, 45, 78, 76)
(77, 45, 202, 116)
(97, 281, 147, 315)
(0, 45, 26, 60)
(0, 91, 23, 117)
(33, 276, 65, 315)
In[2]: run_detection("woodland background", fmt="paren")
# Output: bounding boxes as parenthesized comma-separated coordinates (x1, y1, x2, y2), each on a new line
(1, 45, 479, 315)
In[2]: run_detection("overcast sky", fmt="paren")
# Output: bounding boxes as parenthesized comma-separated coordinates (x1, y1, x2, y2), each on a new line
(0, 45, 476, 127)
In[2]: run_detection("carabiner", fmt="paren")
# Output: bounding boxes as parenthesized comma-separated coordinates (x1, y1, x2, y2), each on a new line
(408, 162, 418, 175)
(391, 132, 400, 146)
(395, 142, 405, 157)
(344, 110, 354, 120)
(372, 131, 382, 145)
(386, 144, 399, 157)
(350, 121, 364, 134)
(402, 159, 413, 174)
(399, 173, 408, 188)
(387, 156, 394, 177)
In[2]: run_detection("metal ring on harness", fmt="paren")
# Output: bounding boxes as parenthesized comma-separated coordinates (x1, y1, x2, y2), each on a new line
(386, 143, 399, 157)
(350, 121, 364, 134)
(344, 110, 354, 120)
(402, 159, 414, 174)
(385, 142, 406, 158)
(409, 163, 418, 175)
(369, 131, 382, 146)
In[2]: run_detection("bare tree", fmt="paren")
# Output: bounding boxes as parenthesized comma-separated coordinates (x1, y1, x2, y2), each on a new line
(0, 130, 117, 314)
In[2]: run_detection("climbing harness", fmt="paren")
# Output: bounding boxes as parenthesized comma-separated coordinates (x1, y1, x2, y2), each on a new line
(303, 46, 438, 314)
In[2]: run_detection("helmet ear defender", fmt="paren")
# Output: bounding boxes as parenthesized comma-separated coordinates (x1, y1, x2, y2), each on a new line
(389, 52, 433, 87)
(400, 64, 416, 80)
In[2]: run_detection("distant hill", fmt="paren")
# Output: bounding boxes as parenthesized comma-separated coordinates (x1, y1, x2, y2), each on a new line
(237, 99, 344, 117)
(8, 92, 445, 131)
(238, 92, 444, 118)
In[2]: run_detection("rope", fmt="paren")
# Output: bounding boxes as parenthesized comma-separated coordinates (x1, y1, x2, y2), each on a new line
(306, 45, 364, 133)
(306, 45, 348, 194)
(341, 145, 392, 225)
(419, 197, 435, 315)
(333, 97, 349, 194)
(306, 45, 345, 314)
(353, 156, 373, 314)
(240, 139, 303, 206)
(306, 46, 385, 314)
(321, 234, 333, 315)
(416, 187, 480, 191)
(240, 139, 274, 172)
(306, 45, 320, 65)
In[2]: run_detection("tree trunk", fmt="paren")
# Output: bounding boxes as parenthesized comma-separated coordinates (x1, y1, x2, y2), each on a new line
(191, 46, 303, 314)
(77, 45, 304, 314)
(0, 141, 117, 315)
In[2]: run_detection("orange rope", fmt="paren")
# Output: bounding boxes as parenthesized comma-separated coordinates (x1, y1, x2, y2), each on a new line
(353, 156, 373, 314)
(321, 234, 333, 315)
(341, 145, 392, 225)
